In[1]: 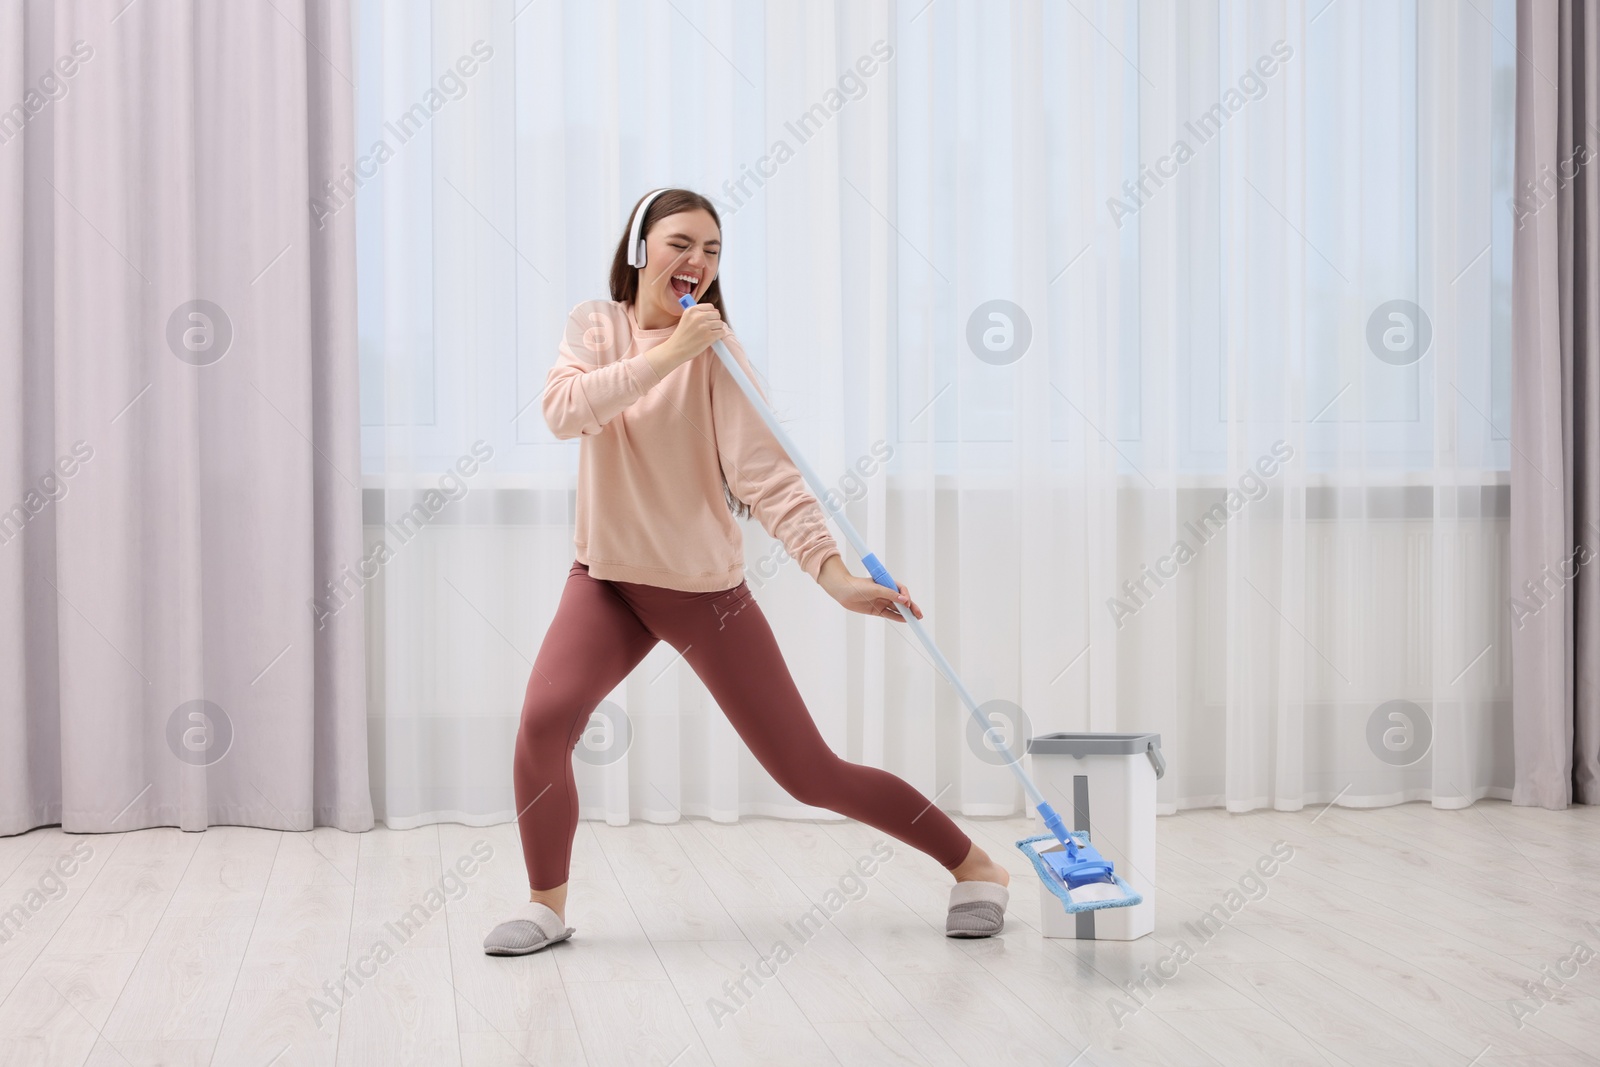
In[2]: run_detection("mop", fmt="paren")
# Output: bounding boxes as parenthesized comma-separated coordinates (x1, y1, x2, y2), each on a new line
(678, 293, 1141, 915)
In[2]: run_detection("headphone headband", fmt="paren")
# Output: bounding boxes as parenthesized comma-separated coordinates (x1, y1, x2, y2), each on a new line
(626, 188, 670, 268)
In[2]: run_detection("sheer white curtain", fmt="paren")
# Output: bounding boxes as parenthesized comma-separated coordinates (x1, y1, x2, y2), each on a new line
(352, 0, 1516, 831)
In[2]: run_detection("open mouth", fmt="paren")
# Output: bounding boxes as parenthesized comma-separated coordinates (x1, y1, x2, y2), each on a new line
(669, 272, 699, 298)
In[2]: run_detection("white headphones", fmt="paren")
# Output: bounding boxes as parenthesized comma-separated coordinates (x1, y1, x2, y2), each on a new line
(626, 188, 670, 268)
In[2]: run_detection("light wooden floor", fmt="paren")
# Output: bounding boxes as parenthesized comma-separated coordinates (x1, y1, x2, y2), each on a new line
(1, 801, 1597, 1066)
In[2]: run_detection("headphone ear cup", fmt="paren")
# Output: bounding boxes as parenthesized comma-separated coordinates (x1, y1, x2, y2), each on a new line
(628, 187, 668, 269)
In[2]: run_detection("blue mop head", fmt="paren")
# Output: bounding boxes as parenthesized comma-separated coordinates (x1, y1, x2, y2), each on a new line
(1016, 831, 1143, 913)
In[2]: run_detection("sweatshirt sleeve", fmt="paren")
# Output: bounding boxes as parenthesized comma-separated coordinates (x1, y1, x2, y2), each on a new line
(542, 301, 666, 440)
(709, 331, 841, 583)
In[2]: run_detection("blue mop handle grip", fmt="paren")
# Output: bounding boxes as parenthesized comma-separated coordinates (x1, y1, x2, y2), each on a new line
(860, 552, 897, 592)
(1037, 801, 1076, 852)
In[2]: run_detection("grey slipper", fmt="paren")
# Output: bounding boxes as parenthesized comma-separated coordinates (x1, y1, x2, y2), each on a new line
(946, 880, 1008, 938)
(483, 901, 576, 956)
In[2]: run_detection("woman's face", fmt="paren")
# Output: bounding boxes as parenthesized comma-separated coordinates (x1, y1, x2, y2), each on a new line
(638, 208, 720, 321)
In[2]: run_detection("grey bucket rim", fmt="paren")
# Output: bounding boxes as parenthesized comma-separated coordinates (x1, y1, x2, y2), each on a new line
(1024, 731, 1165, 779)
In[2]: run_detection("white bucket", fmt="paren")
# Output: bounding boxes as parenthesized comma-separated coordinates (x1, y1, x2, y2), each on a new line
(1024, 732, 1163, 940)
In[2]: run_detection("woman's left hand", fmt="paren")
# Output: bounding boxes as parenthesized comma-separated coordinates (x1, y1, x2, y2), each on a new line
(818, 556, 923, 622)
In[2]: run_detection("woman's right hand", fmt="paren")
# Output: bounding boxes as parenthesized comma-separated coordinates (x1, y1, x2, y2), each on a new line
(664, 301, 727, 369)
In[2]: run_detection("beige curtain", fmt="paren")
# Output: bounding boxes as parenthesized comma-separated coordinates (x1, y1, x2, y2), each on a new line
(0, 0, 372, 835)
(1511, 0, 1599, 808)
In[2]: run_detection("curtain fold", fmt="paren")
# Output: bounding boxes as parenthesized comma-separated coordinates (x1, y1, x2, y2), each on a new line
(357, 0, 1516, 831)
(0, 0, 371, 836)
(1510, 0, 1599, 809)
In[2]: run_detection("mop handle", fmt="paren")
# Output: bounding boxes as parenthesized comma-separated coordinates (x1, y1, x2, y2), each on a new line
(678, 294, 1074, 846)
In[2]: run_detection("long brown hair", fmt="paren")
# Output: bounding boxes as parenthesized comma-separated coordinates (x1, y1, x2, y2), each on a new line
(610, 188, 751, 520)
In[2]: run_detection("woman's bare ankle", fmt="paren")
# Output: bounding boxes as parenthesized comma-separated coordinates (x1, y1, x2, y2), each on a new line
(949, 843, 1011, 887)
(529, 883, 568, 922)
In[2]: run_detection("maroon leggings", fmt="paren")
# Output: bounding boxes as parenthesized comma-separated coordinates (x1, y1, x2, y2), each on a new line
(513, 560, 973, 889)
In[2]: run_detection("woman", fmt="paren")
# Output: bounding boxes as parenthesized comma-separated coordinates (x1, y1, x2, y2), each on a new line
(482, 188, 1012, 956)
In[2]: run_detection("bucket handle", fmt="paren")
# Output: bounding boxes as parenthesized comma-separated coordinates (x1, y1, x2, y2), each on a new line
(1146, 740, 1166, 779)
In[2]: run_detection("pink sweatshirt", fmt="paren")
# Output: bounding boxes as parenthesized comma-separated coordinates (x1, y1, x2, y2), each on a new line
(542, 299, 841, 593)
